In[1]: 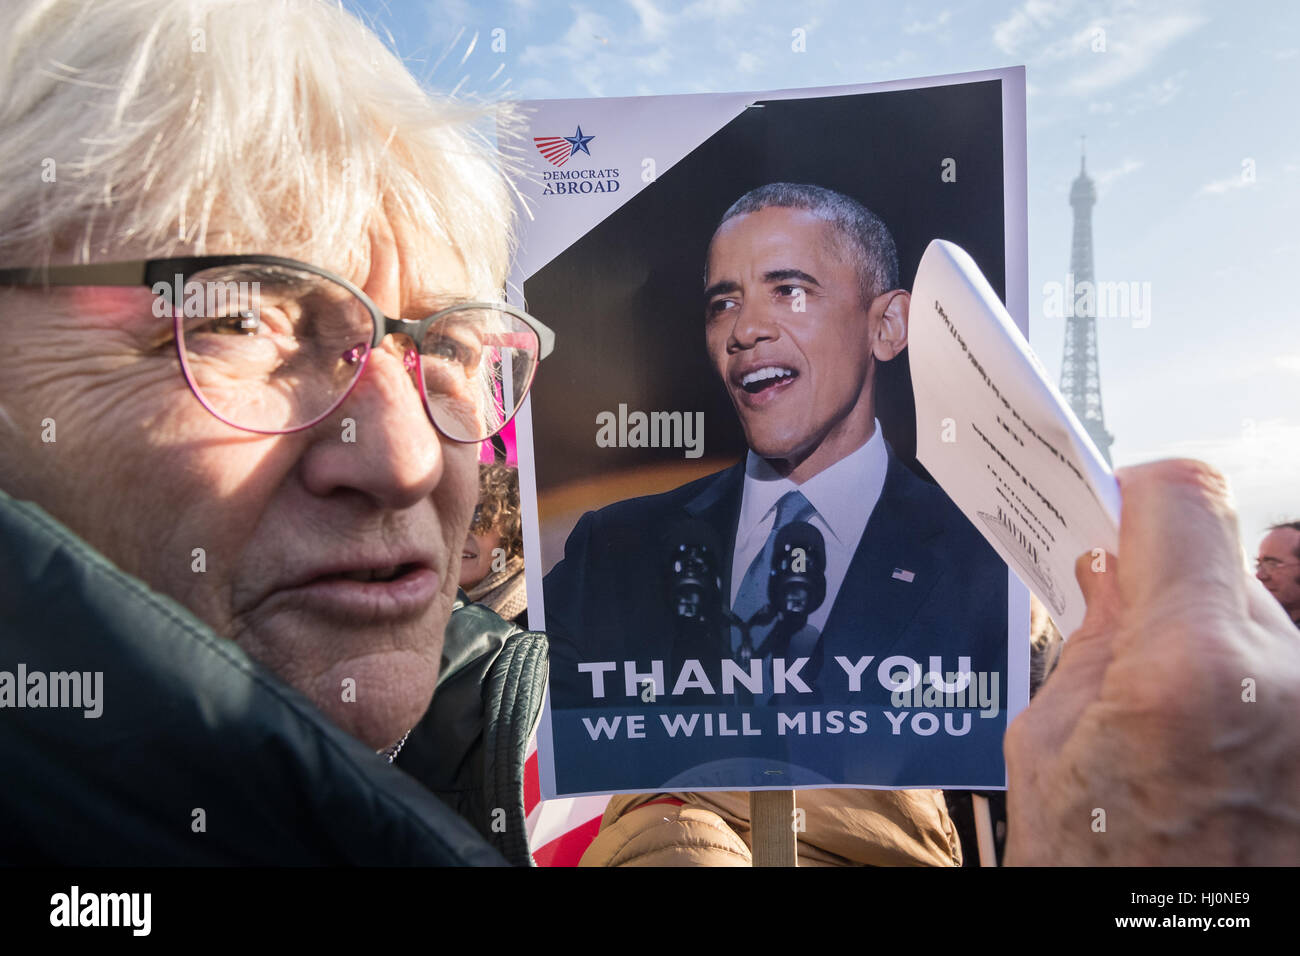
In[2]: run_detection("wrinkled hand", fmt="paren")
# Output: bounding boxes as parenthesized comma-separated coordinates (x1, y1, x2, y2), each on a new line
(1004, 460, 1300, 865)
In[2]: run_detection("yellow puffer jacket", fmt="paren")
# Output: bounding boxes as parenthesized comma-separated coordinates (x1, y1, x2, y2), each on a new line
(580, 788, 962, 867)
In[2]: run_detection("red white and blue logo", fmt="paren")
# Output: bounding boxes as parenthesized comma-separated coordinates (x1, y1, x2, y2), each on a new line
(534, 125, 595, 168)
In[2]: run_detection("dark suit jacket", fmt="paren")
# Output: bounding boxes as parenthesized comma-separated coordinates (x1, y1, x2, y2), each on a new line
(544, 443, 1008, 709)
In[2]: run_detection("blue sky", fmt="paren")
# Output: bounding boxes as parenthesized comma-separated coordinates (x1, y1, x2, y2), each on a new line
(350, 0, 1297, 542)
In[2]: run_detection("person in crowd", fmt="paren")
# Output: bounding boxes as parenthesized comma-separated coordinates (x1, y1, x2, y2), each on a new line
(460, 464, 528, 626)
(0, 0, 551, 864)
(1255, 520, 1300, 628)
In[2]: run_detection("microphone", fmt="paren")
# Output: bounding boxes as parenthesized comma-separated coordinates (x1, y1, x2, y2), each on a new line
(662, 518, 725, 624)
(768, 520, 827, 619)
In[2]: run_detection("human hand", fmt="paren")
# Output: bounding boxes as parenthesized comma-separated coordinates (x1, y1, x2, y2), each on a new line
(1004, 460, 1300, 864)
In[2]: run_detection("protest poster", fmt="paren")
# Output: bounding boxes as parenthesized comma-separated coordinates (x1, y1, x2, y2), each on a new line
(511, 69, 1032, 798)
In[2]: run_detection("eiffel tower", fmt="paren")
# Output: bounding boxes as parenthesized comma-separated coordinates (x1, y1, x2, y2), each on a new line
(1059, 138, 1114, 466)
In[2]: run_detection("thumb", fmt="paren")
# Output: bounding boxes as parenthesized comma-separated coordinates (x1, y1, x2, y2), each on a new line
(1034, 550, 1120, 699)
(1003, 552, 1122, 837)
(1073, 548, 1121, 638)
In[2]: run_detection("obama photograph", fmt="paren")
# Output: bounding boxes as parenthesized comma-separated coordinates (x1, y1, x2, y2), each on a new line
(524, 80, 1023, 795)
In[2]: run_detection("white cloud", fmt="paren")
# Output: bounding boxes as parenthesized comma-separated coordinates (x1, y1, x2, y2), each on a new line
(634, 46, 674, 74)
(1127, 419, 1300, 473)
(427, 0, 476, 25)
(517, 8, 619, 95)
(1064, 13, 1206, 96)
(903, 10, 951, 35)
(680, 0, 749, 20)
(863, 46, 916, 75)
(1125, 70, 1186, 113)
(516, 0, 766, 96)
(1199, 172, 1253, 195)
(1123, 418, 1300, 539)
(994, 1, 1206, 97)
(993, 0, 1073, 56)
(1093, 157, 1143, 192)
(518, 8, 610, 64)
(626, 0, 670, 41)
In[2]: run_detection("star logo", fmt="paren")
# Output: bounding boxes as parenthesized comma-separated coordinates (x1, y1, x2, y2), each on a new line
(534, 125, 596, 167)
(563, 125, 595, 156)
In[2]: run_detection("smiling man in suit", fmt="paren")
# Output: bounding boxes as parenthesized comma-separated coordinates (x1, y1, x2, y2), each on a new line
(543, 187, 1007, 866)
(546, 181, 1006, 707)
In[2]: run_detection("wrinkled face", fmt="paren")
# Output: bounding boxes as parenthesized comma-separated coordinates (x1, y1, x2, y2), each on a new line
(0, 215, 481, 750)
(459, 528, 505, 589)
(1257, 527, 1300, 622)
(704, 206, 881, 479)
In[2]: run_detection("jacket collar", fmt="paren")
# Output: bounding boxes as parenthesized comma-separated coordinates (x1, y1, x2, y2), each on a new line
(821, 445, 945, 658)
(679, 443, 944, 653)
(683, 459, 746, 599)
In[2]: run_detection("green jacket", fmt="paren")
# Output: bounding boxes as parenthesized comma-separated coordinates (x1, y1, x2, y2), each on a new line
(0, 490, 547, 866)
(399, 599, 547, 866)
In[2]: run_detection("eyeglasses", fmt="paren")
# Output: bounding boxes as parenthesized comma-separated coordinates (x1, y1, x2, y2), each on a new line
(0, 255, 554, 441)
(1256, 557, 1300, 575)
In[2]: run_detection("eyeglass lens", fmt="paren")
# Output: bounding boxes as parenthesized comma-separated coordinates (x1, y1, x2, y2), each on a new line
(172, 263, 538, 439)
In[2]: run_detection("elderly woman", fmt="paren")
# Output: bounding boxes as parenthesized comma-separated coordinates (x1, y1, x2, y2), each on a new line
(0, 0, 550, 864)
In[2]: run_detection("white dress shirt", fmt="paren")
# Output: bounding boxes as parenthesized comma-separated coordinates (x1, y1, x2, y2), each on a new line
(729, 418, 889, 636)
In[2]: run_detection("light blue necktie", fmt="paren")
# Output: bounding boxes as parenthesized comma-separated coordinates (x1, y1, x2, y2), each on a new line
(731, 490, 816, 704)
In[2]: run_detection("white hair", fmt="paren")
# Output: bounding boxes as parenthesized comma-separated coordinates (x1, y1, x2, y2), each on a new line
(0, 0, 519, 297)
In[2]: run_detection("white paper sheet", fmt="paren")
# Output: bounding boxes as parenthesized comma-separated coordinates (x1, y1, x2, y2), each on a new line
(911, 239, 1120, 637)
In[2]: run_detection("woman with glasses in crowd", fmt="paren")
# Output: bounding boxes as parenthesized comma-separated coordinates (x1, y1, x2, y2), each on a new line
(0, 0, 550, 865)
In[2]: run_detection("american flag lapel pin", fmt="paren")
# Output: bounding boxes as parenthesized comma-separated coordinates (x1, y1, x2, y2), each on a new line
(891, 568, 916, 583)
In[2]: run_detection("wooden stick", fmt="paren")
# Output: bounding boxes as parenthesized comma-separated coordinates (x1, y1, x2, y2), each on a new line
(972, 794, 998, 867)
(750, 790, 798, 867)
